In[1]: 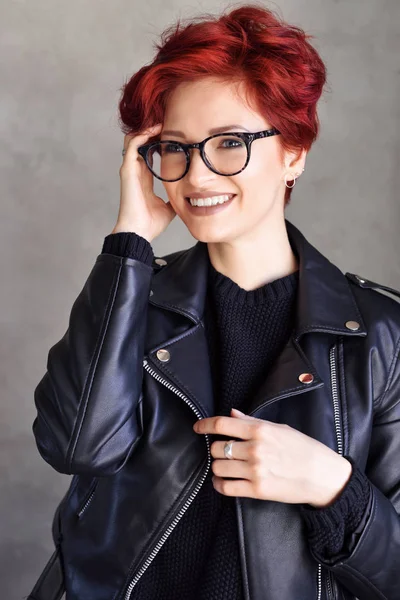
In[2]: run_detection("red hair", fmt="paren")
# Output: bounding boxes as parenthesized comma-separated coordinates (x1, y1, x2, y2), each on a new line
(118, 3, 328, 205)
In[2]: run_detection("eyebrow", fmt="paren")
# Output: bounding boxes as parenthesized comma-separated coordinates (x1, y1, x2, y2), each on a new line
(160, 124, 252, 138)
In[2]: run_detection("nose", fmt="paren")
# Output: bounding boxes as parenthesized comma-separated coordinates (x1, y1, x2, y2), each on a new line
(184, 147, 217, 185)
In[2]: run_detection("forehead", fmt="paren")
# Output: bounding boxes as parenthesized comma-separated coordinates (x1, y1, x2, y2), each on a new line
(162, 77, 266, 138)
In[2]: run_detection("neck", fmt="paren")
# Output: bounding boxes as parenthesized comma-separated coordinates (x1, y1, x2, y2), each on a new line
(206, 216, 299, 291)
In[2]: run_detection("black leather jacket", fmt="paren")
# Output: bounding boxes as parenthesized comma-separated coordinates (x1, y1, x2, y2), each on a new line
(30, 219, 400, 600)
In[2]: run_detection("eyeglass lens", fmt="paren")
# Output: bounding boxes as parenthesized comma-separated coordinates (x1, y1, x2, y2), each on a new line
(146, 135, 247, 181)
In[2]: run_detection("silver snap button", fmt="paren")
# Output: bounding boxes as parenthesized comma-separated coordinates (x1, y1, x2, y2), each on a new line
(150, 290, 154, 296)
(156, 349, 170, 362)
(345, 320, 360, 331)
(154, 258, 167, 266)
(299, 373, 314, 384)
(355, 275, 366, 284)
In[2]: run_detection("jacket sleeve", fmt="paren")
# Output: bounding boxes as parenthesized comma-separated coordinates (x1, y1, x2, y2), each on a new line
(299, 455, 372, 559)
(306, 335, 400, 600)
(32, 232, 155, 476)
(101, 231, 154, 265)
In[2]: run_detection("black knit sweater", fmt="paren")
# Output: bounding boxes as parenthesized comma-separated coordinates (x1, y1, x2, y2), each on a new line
(101, 231, 371, 599)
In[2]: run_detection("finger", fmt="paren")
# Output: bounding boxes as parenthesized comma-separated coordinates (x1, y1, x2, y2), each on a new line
(210, 439, 253, 461)
(195, 415, 255, 440)
(123, 123, 163, 154)
(212, 458, 250, 480)
(213, 477, 255, 498)
(231, 408, 261, 422)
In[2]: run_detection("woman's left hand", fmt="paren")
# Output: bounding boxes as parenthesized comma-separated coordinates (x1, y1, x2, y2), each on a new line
(193, 408, 353, 508)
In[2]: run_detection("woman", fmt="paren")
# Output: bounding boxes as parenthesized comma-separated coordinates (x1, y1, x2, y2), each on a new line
(29, 4, 400, 600)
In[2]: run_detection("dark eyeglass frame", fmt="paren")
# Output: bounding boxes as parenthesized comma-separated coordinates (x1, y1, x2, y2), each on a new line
(137, 127, 281, 182)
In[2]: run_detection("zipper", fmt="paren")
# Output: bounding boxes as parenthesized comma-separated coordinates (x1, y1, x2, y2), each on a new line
(122, 343, 342, 600)
(123, 358, 211, 600)
(77, 478, 99, 519)
(313, 343, 342, 600)
(329, 343, 343, 455)
(326, 568, 335, 600)
(322, 342, 343, 600)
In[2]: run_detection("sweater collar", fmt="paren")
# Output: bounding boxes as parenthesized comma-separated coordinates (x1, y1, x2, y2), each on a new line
(149, 218, 367, 342)
(208, 259, 299, 306)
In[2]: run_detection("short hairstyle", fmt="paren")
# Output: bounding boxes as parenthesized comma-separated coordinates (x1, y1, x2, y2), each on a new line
(118, 3, 328, 206)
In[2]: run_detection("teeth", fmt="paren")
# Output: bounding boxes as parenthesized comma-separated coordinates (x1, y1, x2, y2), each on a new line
(188, 194, 233, 207)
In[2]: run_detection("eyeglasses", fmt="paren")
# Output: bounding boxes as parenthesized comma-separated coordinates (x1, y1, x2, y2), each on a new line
(137, 128, 281, 182)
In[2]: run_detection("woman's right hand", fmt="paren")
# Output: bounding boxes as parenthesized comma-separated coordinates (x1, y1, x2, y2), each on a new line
(112, 123, 177, 242)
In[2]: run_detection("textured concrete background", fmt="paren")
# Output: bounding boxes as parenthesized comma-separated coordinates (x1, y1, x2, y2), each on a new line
(1, 1, 399, 598)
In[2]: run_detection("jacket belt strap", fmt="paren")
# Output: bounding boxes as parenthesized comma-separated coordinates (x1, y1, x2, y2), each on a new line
(27, 545, 65, 600)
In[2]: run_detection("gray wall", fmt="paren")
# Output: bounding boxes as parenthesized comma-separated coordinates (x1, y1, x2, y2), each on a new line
(1, 1, 399, 597)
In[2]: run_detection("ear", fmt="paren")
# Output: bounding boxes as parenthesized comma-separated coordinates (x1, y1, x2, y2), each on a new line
(284, 147, 307, 177)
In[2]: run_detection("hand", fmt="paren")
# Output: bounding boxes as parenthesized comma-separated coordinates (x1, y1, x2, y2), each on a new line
(193, 408, 353, 507)
(113, 124, 176, 241)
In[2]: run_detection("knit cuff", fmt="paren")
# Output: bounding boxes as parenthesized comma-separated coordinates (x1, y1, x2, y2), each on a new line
(101, 232, 154, 266)
(299, 455, 372, 559)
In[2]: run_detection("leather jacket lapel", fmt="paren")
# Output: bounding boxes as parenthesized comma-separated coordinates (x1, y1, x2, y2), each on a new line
(146, 219, 368, 418)
(149, 219, 367, 339)
(146, 322, 216, 419)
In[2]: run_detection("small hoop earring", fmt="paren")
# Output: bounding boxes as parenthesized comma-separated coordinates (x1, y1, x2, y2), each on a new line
(284, 173, 296, 189)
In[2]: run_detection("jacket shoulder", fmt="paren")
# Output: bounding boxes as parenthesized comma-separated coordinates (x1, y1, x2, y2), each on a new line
(345, 271, 400, 334)
(345, 272, 400, 304)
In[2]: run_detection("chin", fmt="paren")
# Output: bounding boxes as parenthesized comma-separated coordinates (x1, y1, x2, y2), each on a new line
(184, 225, 233, 244)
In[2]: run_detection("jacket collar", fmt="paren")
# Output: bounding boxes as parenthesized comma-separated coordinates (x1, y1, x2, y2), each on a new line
(148, 219, 367, 418)
(150, 218, 367, 341)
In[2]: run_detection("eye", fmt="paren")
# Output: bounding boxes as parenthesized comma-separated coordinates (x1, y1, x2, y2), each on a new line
(163, 143, 184, 153)
(219, 137, 245, 149)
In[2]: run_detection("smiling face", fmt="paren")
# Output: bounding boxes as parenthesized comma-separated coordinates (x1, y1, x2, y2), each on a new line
(159, 76, 305, 244)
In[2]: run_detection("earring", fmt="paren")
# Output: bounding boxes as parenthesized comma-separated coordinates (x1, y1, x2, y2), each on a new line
(284, 168, 304, 189)
(284, 173, 296, 189)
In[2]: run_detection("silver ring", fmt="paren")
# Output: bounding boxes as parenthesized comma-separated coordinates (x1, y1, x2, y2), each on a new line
(224, 440, 234, 459)
(122, 148, 126, 156)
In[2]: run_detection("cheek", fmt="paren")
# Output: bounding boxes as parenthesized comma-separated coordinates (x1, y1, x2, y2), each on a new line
(163, 183, 182, 208)
(240, 150, 282, 195)
(232, 166, 281, 220)
(235, 168, 277, 202)
(246, 148, 282, 178)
